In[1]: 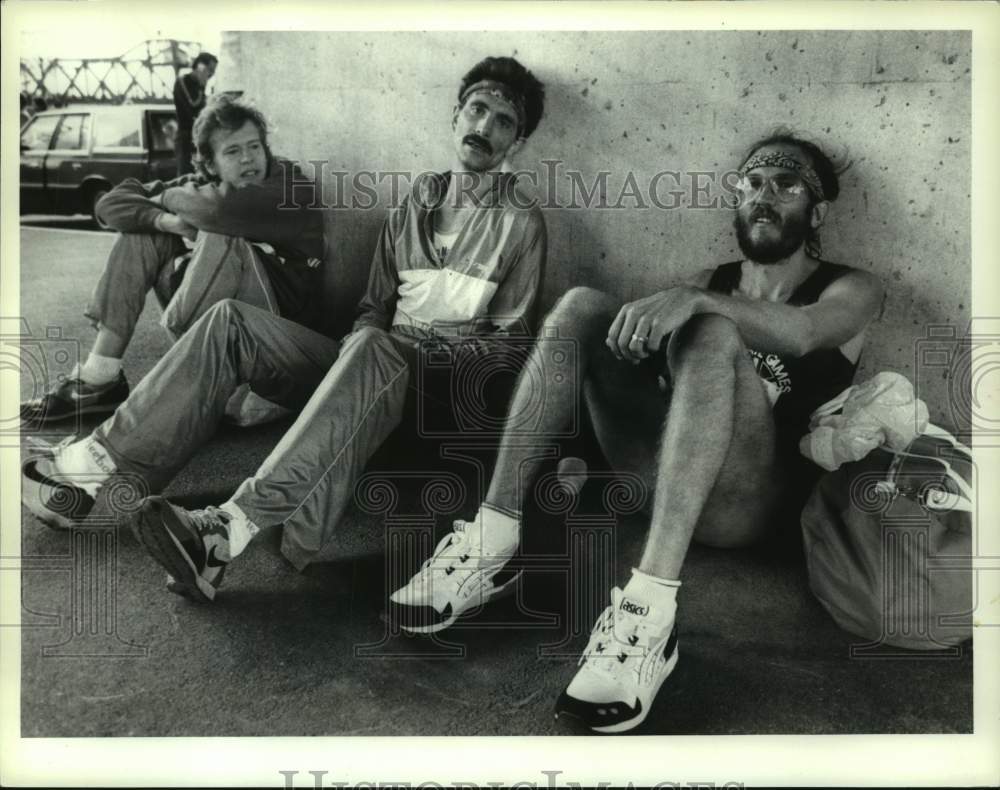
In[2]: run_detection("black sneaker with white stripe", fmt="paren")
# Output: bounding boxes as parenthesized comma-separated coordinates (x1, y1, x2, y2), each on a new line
(554, 587, 679, 734)
(20, 371, 129, 426)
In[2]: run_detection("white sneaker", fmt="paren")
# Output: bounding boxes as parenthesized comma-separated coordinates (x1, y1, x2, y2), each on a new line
(223, 384, 292, 427)
(388, 519, 520, 633)
(554, 587, 678, 733)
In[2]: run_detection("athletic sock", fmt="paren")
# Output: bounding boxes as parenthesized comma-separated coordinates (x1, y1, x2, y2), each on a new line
(219, 501, 260, 560)
(475, 503, 520, 556)
(77, 353, 122, 386)
(52, 435, 117, 496)
(622, 567, 681, 625)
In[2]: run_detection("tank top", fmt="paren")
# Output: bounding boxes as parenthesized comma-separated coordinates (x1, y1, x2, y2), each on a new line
(707, 260, 859, 454)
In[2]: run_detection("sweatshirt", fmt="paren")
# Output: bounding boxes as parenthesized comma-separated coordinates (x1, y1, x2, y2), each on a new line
(353, 171, 547, 348)
(96, 158, 327, 333)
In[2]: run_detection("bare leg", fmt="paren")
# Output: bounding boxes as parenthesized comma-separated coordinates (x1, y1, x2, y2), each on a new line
(485, 286, 620, 513)
(585, 313, 781, 579)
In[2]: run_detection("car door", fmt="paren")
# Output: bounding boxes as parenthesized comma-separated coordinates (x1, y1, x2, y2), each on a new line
(19, 114, 60, 214)
(89, 109, 148, 185)
(45, 112, 93, 214)
(146, 110, 179, 181)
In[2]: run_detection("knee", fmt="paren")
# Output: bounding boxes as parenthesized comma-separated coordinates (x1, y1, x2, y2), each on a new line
(348, 325, 392, 347)
(189, 298, 246, 336)
(666, 313, 743, 370)
(543, 286, 614, 331)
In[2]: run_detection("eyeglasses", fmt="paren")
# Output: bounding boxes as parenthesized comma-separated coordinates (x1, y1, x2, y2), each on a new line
(735, 172, 809, 203)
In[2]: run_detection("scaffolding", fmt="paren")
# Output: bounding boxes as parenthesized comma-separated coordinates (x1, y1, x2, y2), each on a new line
(20, 39, 203, 106)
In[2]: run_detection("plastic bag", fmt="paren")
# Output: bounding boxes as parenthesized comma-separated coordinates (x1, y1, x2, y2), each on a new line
(800, 371, 930, 471)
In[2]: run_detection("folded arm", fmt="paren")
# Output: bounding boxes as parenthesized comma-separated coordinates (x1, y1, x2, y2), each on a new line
(95, 176, 199, 236)
(160, 168, 322, 258)
(608, 265, 884, 361)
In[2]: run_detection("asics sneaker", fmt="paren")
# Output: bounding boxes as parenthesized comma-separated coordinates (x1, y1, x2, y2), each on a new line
(20, 371, 129, 426)
(387, 519, 520, 633)
(21, 437, 95, 529)
(130, 496, 232, 602)
(554, 587, 678, 734)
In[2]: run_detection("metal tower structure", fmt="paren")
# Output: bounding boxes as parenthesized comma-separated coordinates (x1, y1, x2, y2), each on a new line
(20, 39, 203, 105)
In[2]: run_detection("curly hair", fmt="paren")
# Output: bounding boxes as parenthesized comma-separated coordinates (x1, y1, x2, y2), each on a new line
(457, 56, 546, 139)
(192, 94, 270, 180)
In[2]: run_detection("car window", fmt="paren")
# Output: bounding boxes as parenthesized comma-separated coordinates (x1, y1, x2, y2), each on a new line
(93, 112, 141, 149)
(149, 113, 178, 152)
(20, 115, 60, 152)
(52, 114, 91, 151)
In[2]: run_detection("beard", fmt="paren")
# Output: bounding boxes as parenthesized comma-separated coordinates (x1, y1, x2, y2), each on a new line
(734, 204, 812, 264)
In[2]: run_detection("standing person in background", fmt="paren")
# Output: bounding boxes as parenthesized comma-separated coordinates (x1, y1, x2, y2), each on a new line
(174, 52, 218, 175)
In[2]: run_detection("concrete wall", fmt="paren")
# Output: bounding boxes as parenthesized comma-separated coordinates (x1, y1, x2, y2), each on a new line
(221, 30, 970, 428)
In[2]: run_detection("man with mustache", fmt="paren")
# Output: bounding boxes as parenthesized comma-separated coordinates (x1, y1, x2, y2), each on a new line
(388, 133, 884, 733)
(22, 57, 548, 605)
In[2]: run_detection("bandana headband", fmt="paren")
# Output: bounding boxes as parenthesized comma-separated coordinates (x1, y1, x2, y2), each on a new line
(739, 151, 826, 201)
(458, 79, 527, 137)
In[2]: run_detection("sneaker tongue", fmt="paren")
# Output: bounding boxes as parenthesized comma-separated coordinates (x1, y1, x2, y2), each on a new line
(618, 595, 653, 619)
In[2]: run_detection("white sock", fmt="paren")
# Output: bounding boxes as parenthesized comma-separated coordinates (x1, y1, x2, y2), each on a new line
(622, 567, 680, 625)
(53, 435, 116, 496)
(78, 353, 121, 386)
(475, 503, 520, 556)
(219, 501, 260, 560)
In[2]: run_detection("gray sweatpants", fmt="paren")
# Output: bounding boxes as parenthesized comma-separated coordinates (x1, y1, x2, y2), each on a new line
(85, 231, 278, 345)
(94, 302, 429, 569)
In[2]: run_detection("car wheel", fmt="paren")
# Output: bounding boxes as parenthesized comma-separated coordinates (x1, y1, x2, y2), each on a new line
(89, 187, 111, 230)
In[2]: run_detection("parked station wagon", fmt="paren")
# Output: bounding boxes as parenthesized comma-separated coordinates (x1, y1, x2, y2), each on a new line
(20, 104, 178, 228)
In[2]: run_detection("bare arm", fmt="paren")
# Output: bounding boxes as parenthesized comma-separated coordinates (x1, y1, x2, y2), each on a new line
(607, 266, 884, 361)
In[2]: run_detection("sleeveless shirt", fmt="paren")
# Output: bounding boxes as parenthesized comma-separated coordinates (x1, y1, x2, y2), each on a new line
(706, 260, 859, 456)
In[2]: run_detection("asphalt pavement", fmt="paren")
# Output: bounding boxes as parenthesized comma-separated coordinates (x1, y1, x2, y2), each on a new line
(15, 223, 972, 737)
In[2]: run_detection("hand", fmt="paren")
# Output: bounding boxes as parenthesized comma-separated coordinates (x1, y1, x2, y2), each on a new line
(606, 285, 707, 362)
(155, 211, 198, 241)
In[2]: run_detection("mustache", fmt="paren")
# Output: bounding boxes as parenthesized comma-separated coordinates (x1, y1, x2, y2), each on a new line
(463, 134, 493, 155)
(749, 206, 780, 223)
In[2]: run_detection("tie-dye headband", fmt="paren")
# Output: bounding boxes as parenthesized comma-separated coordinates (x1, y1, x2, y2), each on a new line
(740, 150, 826, 201)
(459, 79, 527, 137)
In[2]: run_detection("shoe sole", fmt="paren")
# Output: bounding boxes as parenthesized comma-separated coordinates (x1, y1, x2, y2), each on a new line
(131, 497, 215, 603)
(555, 647, 679, 735)
(398, 570, 522, 635)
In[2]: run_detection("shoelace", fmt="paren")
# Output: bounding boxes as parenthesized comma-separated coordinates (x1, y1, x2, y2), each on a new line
(187, 506, 232, 538)
(414, 520, 482, 582)
(580, 604, 657, 683)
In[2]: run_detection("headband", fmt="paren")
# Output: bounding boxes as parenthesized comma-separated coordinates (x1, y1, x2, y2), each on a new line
(458, 79, 527, 137)
(739, 150, 826, 201)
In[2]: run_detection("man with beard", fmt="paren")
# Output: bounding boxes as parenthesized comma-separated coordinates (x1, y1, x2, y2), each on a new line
(23, 56, 547, 600)
(387, 133, 884, 733)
